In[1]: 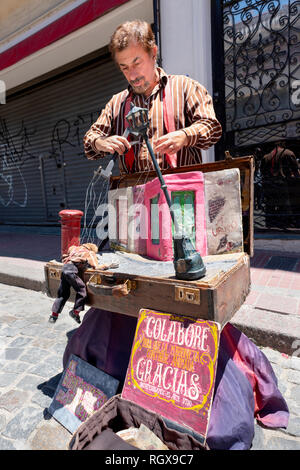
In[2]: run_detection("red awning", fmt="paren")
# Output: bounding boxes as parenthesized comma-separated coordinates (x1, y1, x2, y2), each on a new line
(0, 0, 128, 72)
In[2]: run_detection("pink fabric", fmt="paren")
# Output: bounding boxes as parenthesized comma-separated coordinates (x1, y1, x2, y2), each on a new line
(163, 79, 177, 168)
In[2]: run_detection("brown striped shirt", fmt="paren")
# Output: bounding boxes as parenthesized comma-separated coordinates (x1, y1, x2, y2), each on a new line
(83, 67, 222, 174)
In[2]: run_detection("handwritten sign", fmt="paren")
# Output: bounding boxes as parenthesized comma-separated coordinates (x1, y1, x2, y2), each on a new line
(122, 309, 220, 439)
(48, 354, 119, 433)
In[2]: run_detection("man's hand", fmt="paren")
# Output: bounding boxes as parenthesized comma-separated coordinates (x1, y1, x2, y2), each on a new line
(153, 130, 188, 154)
(94, 135, 131, 155)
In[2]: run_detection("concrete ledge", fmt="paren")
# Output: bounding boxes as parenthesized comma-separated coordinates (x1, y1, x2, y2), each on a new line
(0, 272, 46, 293)
(232, 304, 300, 355)
(0, 257, 46, 293)
(255, 238, 300, 254)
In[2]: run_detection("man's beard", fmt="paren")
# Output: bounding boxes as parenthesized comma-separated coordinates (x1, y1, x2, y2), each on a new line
(130, 77, 150, 95)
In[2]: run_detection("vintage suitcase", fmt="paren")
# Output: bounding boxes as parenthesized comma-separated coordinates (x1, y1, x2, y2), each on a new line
(44, 153, 254, 327)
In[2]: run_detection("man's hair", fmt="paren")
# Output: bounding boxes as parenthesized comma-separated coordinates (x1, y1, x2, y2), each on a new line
(109, 20, 156, 59)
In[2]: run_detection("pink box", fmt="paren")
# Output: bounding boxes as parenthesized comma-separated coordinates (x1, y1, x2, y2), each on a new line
(144, 172, 207, 261)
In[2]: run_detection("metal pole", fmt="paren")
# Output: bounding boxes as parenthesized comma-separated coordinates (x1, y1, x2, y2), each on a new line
(143, 134, 180, 234)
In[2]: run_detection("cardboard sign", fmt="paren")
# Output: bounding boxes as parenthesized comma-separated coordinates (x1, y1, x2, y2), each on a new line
(122, 309, 220, 440)
(48, 354, 119, 433)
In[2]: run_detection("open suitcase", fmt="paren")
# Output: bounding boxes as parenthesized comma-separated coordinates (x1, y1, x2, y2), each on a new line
(44, 152, 254, 328)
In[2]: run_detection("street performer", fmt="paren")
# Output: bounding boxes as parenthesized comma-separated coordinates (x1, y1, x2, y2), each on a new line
(63, 20, 288, 450)
(83, 20, 222, 173)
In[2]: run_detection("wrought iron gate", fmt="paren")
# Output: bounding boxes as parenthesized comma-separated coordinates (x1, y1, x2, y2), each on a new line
(212, 0, 300, 232)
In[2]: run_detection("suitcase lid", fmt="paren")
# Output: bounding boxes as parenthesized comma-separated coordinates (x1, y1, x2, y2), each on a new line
(110, 152, 254, 257)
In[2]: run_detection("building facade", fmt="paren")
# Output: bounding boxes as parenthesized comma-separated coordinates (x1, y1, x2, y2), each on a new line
(0, 0, 299, 232)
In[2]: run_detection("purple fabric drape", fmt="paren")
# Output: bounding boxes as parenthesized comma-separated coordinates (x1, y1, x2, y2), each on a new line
(63, 308, 289, 450)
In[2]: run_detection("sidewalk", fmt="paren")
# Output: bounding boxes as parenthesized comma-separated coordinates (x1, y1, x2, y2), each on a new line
(0, 225, 299, 355)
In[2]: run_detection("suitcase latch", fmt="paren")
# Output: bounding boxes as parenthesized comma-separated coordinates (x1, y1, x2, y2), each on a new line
(175, 286, 200, 305)
(87, 273, 137, 297)
(49, 268, 61, 279)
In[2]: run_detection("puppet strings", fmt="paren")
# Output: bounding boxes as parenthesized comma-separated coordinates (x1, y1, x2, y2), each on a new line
(81, 165, 109, 244)
(81, 149, 152, 247)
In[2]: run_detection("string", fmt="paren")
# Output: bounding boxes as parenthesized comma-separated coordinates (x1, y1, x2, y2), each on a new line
(81, 142, 151, 247)
(81, 166, 109, 244)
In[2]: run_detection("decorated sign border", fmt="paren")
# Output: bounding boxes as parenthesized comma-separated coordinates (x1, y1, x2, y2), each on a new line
(122, 308, 221, 439)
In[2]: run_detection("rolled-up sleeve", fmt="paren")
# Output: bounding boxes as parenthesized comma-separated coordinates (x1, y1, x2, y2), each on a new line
(83, 99, 114, 160)
(182, 80, 222, 150)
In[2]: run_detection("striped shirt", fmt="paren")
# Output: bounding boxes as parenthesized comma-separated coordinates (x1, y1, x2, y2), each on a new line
(83, 67, 222, 174)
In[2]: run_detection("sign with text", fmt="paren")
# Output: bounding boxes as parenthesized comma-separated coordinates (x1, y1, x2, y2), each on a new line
(48, 354, 119, 433)
(122, 309, 220, 440)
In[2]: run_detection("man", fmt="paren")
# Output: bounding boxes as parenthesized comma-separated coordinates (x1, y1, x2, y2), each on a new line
(83, 20, 222, 173)
(65, 24, 288, 449)
(261, 141, 299, 179)
(261, 141, 299, 228)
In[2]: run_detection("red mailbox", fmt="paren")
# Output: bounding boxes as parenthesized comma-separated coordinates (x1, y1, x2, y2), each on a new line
(59, 209, 83, 256)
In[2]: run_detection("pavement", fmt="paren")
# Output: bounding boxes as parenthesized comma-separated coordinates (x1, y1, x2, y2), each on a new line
(0, 225, 299, 450)
(0, 283, 75, 450)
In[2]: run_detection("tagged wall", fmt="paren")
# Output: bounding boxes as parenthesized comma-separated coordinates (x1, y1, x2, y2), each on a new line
(0, 56, 127, 224)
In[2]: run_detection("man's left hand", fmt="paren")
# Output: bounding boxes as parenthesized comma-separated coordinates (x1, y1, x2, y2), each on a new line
(153, 130, 188, 154)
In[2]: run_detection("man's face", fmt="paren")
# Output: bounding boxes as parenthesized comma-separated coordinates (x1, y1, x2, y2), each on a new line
(115, 42, 157, 97)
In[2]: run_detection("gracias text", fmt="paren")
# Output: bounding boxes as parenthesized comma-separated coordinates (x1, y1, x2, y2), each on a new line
(135, 315, 213, 401)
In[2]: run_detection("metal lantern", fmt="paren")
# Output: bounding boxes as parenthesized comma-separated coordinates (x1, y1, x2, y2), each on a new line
(126, 103, 149, 136)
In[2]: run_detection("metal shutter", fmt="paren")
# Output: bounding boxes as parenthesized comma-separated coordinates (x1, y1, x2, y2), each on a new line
(0, 55, 127, 225)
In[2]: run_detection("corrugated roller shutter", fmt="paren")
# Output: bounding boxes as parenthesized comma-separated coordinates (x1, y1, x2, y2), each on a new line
(0, 55, 127, 225)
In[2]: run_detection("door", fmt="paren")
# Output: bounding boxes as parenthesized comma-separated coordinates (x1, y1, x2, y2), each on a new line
(211, 0, 300, 232)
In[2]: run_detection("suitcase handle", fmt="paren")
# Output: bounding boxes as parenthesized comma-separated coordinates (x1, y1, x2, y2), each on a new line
(87, 274, 136, 297)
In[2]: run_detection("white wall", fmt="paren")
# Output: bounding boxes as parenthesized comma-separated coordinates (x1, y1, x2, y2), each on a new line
(160, 0, 216, 162)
